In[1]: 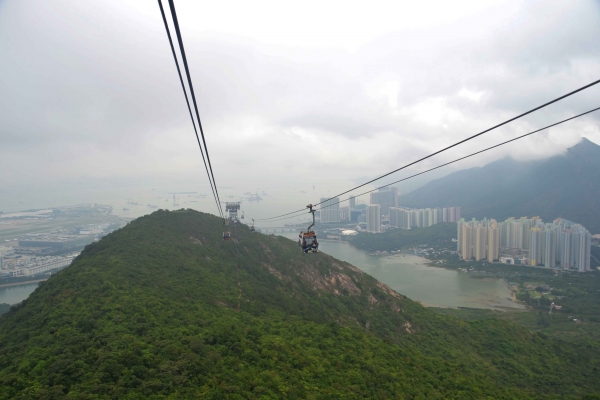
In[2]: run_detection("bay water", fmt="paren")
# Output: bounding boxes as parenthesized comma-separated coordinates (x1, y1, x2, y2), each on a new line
(277, 232, 523, 310)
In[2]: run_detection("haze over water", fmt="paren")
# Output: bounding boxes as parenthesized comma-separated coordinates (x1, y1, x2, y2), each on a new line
(0, 183, 360, 229)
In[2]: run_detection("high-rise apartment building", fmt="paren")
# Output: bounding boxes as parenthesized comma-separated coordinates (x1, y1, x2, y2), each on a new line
(369, 187, 398, 216)
(350, 210, 361, 222)
(385, 206, 460, 229)
(389, 207, 399, 228)
(366, 205, 381, 233)
(530, 228, 542, 266)
(544, 229, 556, 269)
(460, 224, 473, 260)
(474, 225, 487, 261)
(389, 207, 412, 229)
(319, 197, 340, 223)
(349, 196, 356, 209)
(487, 220, 499, 262)
(441, 206, 461, 222)
(340, 206, 350, 221)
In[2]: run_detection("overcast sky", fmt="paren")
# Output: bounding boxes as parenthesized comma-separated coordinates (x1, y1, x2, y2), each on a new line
(1, 0, 600, 215)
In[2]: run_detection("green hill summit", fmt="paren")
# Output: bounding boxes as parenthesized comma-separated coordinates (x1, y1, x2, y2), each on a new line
(0, 210, 599, 398)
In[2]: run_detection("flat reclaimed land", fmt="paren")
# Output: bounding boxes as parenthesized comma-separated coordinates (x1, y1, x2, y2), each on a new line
(0, 215, 126, 242)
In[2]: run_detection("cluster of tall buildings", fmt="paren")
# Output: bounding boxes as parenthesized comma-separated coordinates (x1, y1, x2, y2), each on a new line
(320, 187, 400, 225)
(319, 188, 460, 235)
(369, 187, 399, 216)
(457, 217, 592, 271)
(319, 197, 341, 223)
(389, 206, 461, 229)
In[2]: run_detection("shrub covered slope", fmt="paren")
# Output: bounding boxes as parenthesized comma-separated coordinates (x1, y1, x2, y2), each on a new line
(0, 210, 598, 399)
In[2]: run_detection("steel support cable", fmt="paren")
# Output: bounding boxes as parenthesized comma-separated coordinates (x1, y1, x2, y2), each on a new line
(158, 0, 223, 217)
(312, 79, 600, 208)
(262, 106, 600, 223)
(257, 79, 600, 221)
(167, 0, 224, 217)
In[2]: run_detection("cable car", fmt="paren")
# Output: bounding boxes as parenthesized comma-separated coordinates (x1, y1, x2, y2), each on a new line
(299, 204, 318, 253)
(250, 218, 255, 232)
(241, 211, 244, 220)
(223, 219, 231, 241)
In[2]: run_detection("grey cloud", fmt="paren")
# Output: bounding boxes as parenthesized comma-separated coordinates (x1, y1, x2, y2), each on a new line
(1, 0, 600, 205)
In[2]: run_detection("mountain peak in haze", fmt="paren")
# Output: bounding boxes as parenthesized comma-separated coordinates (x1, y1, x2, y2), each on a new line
(567, 136, 600, 157)
(400, 138, 600, 233)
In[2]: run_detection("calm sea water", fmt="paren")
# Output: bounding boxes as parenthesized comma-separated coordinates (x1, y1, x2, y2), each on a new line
(0, 282, 41, 305)
(277, 232, 523, 310)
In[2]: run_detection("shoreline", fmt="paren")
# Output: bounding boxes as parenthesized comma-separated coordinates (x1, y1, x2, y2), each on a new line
(0, 279, 47, 288)
(290, 236, 527, 310)
(424, 260, 527, 308)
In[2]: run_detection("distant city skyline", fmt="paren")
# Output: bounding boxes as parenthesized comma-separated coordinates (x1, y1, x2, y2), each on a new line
(389, 206, 461, 229)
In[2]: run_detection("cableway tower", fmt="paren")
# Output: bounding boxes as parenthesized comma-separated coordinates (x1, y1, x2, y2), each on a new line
(226, 202, 241, 222)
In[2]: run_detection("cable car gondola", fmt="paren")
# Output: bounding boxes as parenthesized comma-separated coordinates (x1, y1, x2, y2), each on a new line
(250, 219, 255, 232)
(299, 204, 318, 253)
(223, 219, 231, 241)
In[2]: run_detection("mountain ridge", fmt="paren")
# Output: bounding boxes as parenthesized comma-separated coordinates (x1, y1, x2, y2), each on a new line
(0, 210, 599, 398)
(399, 137, 600, 232)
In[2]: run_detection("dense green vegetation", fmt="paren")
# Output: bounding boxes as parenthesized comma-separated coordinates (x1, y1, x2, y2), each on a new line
(428, 254, 600, 345)
(399, 138, 600, 233)
(348, 222, 456, 252)
(0, 210, 599, 398)
(0, 303, 9, 316)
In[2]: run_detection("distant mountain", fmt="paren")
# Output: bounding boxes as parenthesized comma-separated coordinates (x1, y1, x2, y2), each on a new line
(1, 210, 600, 397)
(399, 137, 600, 233)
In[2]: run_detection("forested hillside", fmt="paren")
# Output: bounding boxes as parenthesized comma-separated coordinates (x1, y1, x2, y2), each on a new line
(399, 138, 600, 233)
(0, 210, 599, 398)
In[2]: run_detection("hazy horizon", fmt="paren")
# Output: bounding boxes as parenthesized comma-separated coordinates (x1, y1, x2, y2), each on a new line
(2, 0, 600, 218)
